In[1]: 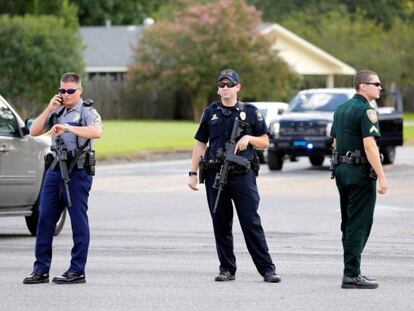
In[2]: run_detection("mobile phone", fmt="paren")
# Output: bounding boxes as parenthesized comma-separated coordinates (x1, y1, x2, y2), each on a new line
(58, 95, 64, 105)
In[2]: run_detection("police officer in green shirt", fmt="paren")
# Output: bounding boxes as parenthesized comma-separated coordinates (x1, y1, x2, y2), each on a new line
(331, 69, 388, 289)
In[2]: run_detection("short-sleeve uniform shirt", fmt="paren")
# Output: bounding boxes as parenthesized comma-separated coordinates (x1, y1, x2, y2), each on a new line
(195, 101, 268, 161)
(331, 93, 381, 154)
(46, 99, 102, 152)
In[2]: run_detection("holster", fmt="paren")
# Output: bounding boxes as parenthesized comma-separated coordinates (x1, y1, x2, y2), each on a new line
(44, 153, 54, 170)
(199, 156, 207, 184)
(251, 152, 260, 177)
(85, 150, 96, 176)
(329, 150, 339, 179)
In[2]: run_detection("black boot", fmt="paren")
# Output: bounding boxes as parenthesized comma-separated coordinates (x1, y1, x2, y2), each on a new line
(263, 272, 281, 283)
(341, 275, 378, 289)
(52, 271, 86, 284)
(23, 271, 49, 284)
(214, 271, 235, 282)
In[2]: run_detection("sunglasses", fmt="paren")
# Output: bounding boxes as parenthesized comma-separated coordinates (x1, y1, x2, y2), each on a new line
(59, 88, 79, 94)
(218, 81, 237, 88)
(362, 82, 382, 88)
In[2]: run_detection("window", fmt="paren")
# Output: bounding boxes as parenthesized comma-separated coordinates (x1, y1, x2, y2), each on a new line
(0, 100, 18, 137)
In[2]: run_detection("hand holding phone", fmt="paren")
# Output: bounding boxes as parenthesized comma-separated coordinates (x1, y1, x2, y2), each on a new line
(48, 94, 64, 112)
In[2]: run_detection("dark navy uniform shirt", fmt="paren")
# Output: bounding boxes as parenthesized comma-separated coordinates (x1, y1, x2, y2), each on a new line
(331, 93, 381, 155)
(195, 101, 268, 161)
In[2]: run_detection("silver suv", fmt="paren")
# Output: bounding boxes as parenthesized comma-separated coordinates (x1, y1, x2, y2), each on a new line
(0, 94, 66, 235)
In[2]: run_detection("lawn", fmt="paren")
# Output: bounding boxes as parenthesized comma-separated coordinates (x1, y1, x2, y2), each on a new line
(405, 112, 414, 121)
(94, 115, 414, 160)
(404, 112, 414, 145)
(94, 120, 198, 159)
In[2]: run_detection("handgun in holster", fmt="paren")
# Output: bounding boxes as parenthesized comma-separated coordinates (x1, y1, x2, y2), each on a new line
(329, 150, 339, 179)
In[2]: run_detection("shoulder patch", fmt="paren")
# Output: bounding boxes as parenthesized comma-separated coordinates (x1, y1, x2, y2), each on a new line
(367, 109, 378, 123)
(369, 125, 379, 133)
(256, 110, 264, 121)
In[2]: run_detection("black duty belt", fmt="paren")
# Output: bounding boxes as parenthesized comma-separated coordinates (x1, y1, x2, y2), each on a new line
(337, 153, 369, 165)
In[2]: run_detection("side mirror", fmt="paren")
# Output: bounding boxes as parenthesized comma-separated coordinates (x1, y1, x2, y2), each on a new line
(25, 118, 35, 129)
(21, 118, 35, 136)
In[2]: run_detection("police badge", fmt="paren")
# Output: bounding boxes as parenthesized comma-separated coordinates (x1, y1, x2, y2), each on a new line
(240, 111, 246, 120)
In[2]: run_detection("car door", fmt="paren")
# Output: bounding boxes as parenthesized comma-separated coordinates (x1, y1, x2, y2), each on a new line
(0, 98, 39, 207)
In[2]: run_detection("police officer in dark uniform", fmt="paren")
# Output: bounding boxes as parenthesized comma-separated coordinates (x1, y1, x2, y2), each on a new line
(23, 72, 102, 284)
(330, 69, 387, 289)
(188, 69, 281, 283)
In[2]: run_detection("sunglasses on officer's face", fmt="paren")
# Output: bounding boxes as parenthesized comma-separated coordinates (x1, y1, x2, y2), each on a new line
(218, 81, 237, 88)
(361, 82, 382, 88)
(59, 88, 79, 95)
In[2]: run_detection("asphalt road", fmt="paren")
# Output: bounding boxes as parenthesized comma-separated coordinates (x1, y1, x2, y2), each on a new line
(1, 147, 413, 311)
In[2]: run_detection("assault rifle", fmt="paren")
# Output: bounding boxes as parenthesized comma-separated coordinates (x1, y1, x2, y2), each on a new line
(50, 113, 72, 207)
(212, 117, 250, 213)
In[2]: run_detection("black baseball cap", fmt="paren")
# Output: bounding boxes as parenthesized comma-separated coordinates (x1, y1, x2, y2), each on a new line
(217, 69, 240, 84)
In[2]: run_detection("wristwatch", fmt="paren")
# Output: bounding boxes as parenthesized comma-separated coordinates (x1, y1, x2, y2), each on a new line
(63, 124, 70, 133)
(188, 171, 197, 176)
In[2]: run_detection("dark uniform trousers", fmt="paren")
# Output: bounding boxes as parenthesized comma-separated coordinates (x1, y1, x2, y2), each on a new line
(335, 164, 376, 277)
(205, 170, 275, 276)
(34, 168, 92, 274)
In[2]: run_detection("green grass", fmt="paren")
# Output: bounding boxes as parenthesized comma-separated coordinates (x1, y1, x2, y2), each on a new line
(95, 116, 414, 159)
(404, 113, 414, 145)
(94, 120, 198, 159)
(404, 112, 414, 122)
(404, 125, 414, 145)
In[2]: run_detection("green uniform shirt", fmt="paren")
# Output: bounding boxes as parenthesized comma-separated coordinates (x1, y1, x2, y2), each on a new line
(331, 93, 381, 154)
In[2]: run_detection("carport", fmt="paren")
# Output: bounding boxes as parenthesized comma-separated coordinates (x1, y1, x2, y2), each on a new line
(261, 23, 356, 87)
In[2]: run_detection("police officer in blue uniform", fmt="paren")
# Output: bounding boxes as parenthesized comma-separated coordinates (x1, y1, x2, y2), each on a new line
(331, 70, 387, 289)
(188, 69, 281, 283)
(24, 72, 102, 284)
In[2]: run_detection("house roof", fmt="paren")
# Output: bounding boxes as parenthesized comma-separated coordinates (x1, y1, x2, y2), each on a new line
(80, 25, 144, 73)
(80, 23, 356, 76)
(260, 23, 356, 75)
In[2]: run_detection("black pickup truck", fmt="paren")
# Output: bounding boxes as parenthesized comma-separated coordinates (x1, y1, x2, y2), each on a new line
(267, 88, 403, 171)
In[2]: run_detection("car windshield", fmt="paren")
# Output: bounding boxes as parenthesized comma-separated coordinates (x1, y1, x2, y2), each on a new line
(288, 93, 351, 112)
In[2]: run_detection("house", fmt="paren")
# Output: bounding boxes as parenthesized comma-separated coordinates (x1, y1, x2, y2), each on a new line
(80, 22, 356, 86)
(260, 23, 356, 87)
(79, 23, 356, 119)
(80, 24, 144, 81)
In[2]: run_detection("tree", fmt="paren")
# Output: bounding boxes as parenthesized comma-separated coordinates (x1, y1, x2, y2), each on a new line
(0, 15, 84, 116)
(33, 0, 79, 29)
(129, 0, 295, 120)
(0, 0, 79, 29)
(247, 0, 414, 28)
(281, 8, 414, 97)
(72, 0, 170, 26)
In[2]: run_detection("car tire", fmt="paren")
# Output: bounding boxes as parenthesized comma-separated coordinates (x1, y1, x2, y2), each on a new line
(267, 150, 284, 170)
(380, 146, 396, 164)
(309, 156, 325, 167)
(25, 200, 67, 236)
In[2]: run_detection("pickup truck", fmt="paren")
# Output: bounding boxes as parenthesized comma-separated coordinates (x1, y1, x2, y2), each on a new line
(267, 88, 403, 171)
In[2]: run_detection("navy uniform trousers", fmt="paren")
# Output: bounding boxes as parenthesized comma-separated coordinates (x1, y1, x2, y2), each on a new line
(205, 170, 275, 276)
(335, 164, 376, 277)
(34, 168, 92, 274)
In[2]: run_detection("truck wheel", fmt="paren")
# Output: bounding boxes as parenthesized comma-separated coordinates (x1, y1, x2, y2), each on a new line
(309, 156, 325, 166)
(380, 146, 396, 164)
(25, 200, 67, 236)
(268, 150, 284, 170)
